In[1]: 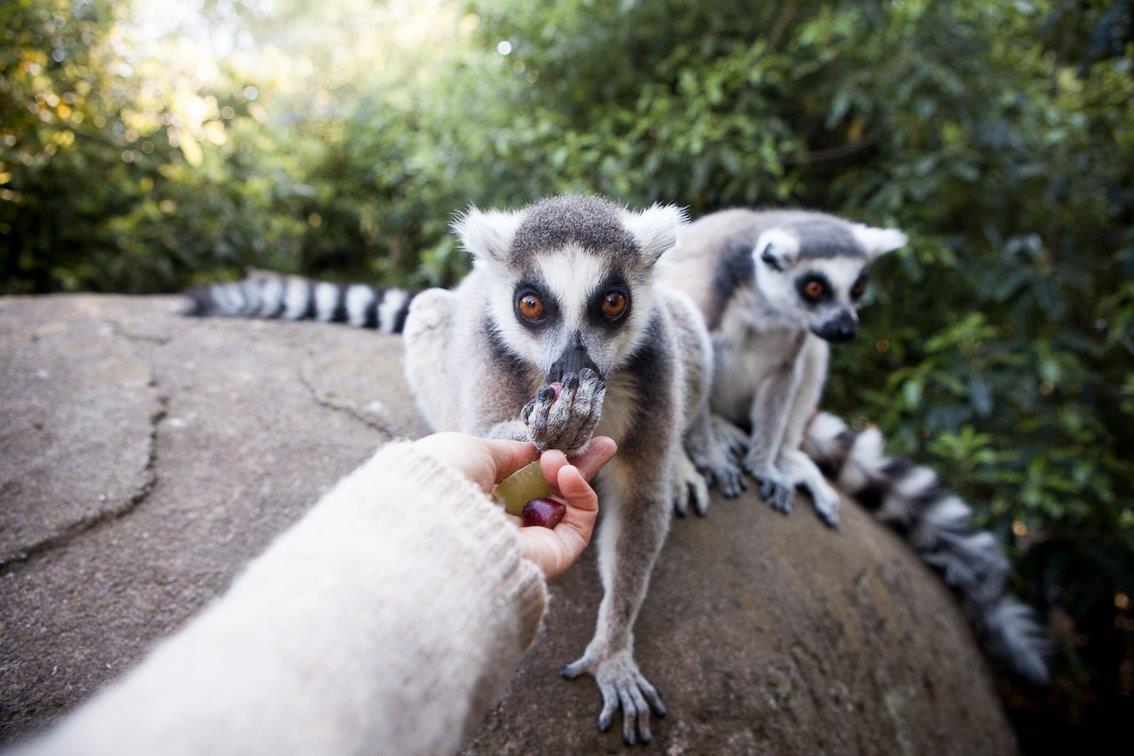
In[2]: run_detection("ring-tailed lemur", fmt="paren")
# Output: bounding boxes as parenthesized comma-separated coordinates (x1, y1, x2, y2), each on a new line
(659, 208, 1050, 684)
(186, 195, 745, 744)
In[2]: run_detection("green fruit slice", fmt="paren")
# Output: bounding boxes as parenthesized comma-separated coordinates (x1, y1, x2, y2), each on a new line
(494, 461, 551, 516)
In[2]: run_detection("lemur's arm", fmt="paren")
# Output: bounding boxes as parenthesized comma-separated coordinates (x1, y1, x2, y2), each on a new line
(560, 423, 673, 745)
(744, 358, 804, 513)
(775, 337, 841, 527)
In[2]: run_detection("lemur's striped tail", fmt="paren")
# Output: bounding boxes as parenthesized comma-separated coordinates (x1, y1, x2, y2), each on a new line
(185, 270, 416, 333)
(803, 411, 1051, 685)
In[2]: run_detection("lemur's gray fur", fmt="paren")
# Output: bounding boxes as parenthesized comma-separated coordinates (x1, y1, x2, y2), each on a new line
(186, 195, 743, 744)
(660, 208, 1050, 684)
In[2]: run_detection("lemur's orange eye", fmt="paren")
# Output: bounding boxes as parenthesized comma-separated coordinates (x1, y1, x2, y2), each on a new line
(518, 293, 543, 320)
(601, 290, 627, 319)
(851, 279, 867, 299)
(803, 280, 825, 301)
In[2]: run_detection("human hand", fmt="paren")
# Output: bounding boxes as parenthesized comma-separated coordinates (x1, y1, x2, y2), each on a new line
(411, 432, 617, 580)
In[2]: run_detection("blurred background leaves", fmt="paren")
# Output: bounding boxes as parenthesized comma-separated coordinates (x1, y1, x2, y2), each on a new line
(2, 0, 1133, 747)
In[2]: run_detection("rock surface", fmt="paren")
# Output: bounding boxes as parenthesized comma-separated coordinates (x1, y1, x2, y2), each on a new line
(0, 295, 1015, 753)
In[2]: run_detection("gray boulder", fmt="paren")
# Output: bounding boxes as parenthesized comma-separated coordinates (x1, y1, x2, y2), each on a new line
(0, 295, 1015, 753)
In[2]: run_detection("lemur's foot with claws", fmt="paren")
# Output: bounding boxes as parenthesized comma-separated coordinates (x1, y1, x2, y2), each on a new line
(673, 448, 710, 517)
(710, 414, 749, 461)
(521, 368, 606, 454)
(700, 457, 747, 499)
(746, 457, 795, 514)
(812, 488, 840, 528)
(560, 649, 666, 745)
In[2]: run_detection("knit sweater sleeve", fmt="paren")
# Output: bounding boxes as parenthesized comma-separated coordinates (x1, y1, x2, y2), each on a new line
(28, 441, 549, 756)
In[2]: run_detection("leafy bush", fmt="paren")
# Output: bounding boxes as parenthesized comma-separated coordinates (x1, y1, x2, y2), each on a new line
(2, 0, 1132, 745)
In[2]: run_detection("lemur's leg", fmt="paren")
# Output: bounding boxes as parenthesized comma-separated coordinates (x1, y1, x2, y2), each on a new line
(402, 289, 461, 432)
(684, 408, 746, 502)
(672, 443, 710, 517)
(744, 362, 804, 514)
(561, 453, 672, 745)
(777, 338, 839, 526)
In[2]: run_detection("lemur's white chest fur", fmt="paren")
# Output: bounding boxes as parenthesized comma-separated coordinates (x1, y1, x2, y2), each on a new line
(711, 291, 803, 423)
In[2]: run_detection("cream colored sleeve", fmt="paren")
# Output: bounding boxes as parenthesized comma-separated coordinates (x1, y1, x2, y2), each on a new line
(26, 441, 548, 756)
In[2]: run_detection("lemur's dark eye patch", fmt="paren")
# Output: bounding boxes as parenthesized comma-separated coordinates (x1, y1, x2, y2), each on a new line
(796, 273, 832, 305)
(850, 272, 868, 300)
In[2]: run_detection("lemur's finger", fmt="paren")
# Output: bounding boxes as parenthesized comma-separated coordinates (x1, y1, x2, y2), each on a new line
(560, 657, 586, 679)
(628, 684, 651, 742)
(618, 687, 636, 745)
(546, 373, 579, 430)
(690, 480, 709, 517)
(634, 671, 666, 716)
(596, 679, 618, 731)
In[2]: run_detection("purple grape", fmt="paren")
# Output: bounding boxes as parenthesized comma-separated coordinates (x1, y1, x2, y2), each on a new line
(521, 498, 566, 529)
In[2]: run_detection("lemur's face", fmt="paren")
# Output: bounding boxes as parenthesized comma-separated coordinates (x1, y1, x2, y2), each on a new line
(491, 246, 655, 380)
(753, 224, 907, 342)
(455, 197, 685, 381)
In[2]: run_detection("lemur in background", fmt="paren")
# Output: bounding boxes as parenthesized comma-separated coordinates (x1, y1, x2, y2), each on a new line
(659, 208, 1050, 684)
(188, 195, 744, 745)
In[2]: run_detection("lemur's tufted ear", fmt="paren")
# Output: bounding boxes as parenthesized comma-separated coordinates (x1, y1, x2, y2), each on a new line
(453, 206, 523, 265)
(754, 228, 800, 272)
(621, 204, 688, 265)
(851, 224, 908, 260)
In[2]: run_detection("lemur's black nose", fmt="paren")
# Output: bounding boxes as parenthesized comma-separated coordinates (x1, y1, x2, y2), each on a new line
(548, 332, 601, 382)
(812, 312, 858, 343)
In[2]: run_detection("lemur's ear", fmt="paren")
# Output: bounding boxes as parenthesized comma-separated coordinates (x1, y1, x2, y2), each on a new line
(754, 228, 800, 271)
(851, 224, 908, 260)
(453, 206, 523, 265)
(621, 204, 688, 265)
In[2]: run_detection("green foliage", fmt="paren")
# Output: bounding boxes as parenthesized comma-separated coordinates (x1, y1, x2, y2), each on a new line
(3, 0, 1133, 742)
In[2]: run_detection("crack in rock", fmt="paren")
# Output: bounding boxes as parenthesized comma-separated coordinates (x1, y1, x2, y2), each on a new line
(296, 361, 398, 437)
(1, 391, 169, 570)
(106, 319, 172, 346)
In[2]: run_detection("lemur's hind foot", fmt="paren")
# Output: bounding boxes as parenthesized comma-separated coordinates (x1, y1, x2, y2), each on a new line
(779, 448, 840, 528)
(684, 412, 746, 500)
(755, 473, 795, 514)
(672, 447, 709, 517)
(710, 413, 749, 461)
(560, 649, 666, 745)
(744, 452, 795, 514)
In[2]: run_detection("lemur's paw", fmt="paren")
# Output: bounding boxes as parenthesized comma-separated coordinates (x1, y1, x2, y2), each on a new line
(811, 484, 841, 528)
(711, 414, 749, 461)
(705, 459, 746, 499)
(672, 475, 710, 518)
(561, 649, 665, 745)
(521, 368, 606, 454)
(750, 467, 794, 514)
(673, 449, 710, 518)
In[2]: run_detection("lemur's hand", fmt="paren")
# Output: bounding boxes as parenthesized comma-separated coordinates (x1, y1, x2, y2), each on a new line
(744, 453, 795, 514)
(521, 368, 606, 455)
(561, 647, 666, 746)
